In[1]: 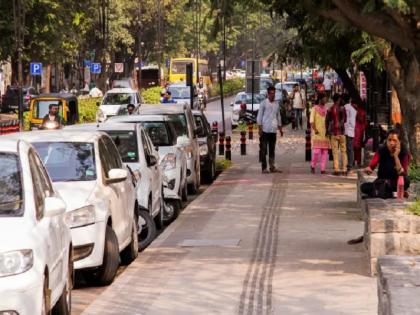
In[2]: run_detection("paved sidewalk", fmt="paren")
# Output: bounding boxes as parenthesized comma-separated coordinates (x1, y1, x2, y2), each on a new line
(81, 133, 377, 315)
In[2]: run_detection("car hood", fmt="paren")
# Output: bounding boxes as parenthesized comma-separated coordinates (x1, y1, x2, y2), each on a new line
(0, 219, 36, 252)
(100, 104, 124, 116)
(53, 181, 96, 211)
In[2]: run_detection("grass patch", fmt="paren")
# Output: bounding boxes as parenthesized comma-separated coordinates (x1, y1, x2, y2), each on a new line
(409, 163, 420, 183)
(237, 123, 258, 132)
(216, 158, 232, 172)
(407, 200, 420, 216)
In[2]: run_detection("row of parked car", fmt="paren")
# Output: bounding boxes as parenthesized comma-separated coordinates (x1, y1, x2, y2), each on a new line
(0, 103, 217, 314)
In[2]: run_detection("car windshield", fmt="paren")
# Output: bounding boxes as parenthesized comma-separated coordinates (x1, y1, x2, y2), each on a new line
(32, 142, 96, 182)
(0, 153, 23, 216)
(166, 114, 189, 137)
(35, 100, 63, 119)
(168, 86, 190, 99)
(141, 122, 173, 146)
(103, 93, 136, 105)
(106, 131, 138, 163)
(235, 93, 266, 104)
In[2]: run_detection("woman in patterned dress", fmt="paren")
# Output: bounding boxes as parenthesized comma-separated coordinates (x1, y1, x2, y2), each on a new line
(310, 93, 330, 174)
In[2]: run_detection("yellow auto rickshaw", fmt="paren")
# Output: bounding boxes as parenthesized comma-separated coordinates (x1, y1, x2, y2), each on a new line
(29, 93, 79, 130)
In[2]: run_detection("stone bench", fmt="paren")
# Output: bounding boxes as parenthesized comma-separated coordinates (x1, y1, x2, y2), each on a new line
(377, 255, 420, 315)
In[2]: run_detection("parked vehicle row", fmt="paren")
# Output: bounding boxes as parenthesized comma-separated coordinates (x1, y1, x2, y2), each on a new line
(0, 99, 217, 315)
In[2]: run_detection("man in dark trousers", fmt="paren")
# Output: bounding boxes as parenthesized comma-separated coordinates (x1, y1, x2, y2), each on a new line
(257, 86, 283, 174)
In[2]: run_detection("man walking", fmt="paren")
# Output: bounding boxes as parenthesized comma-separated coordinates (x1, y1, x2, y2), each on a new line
(257, 86, 283, 174)
(326, 93, 348, 175)
(291, 84, 305, 130)
(343, 94, 357, 173)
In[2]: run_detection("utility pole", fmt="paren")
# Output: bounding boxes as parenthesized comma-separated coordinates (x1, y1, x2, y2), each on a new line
(13, 0, 25, 131)
(195, 0, 200, 84)
(137, 2, 142, 90)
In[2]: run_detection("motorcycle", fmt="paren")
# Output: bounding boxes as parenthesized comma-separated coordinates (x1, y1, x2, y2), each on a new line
(198, 92, 206, 111)
(238, 103, 257, 125)
(162, 177, 182, 224)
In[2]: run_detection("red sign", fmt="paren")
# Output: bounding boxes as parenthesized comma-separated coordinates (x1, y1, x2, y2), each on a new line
(359, 71, 367, 101)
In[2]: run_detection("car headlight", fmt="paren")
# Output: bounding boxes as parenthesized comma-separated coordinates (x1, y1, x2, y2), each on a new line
(199, 143, 208, 156)
(65, 205, 95, 228)
(0, 249, 33, 278)
(180, 145, 193, 159)
(161, 153, 177, 170)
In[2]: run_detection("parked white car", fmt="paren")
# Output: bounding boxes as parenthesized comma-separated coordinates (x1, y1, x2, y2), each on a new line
(66, 122, 164, 250)
(11, 130, 138, 285)
(0, 138, 72, 315)
(109, 114, 188, 217)
(230, 92, 266, 128)
(137, 105, 201, 194)
(98, 88, 142, 118)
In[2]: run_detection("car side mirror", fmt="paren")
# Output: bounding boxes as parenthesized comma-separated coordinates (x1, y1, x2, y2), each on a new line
(44, 196, 66, 217)
(147, 155, 158, 167)
(106, 168, 128, 184)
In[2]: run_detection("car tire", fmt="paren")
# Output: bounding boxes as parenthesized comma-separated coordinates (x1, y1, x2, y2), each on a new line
(203, 161, 216, 184)
(83, 226, 119, 286)
(153, 195, 164, 230)
(181, 175, 188, 202)
(163, 199, 181, 224)
(120, 214, 139, 265)
(52, 253, 73, 315)
(188, 171, 199, 195)
(138, 209, 157, 251)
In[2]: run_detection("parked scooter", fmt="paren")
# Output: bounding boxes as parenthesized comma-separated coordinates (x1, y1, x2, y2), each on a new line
(238, 103, 256, 125)
(162, 177, 182, 224)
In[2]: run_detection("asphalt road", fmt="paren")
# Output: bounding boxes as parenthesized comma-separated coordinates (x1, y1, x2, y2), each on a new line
(203, 95, 235, 135)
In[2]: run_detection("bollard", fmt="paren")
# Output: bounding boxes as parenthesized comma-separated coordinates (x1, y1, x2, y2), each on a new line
(211, 121, 219, 143)
(225, 135, 231, 161)
(219, 132, 225, 156)
(240, 131, 246, 155)
(248, 122, 253, 140)
(305, 128, 312, 161)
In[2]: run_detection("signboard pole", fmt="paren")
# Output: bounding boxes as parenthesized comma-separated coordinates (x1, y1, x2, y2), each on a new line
(251, 60, 254, 117)
(218, 64, 226, 134)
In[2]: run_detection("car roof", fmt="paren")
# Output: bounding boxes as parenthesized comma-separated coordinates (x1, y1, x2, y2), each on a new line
(105, 88, 138, 94)
(139, 104, 188, 115)
(65, 122, 138, 132)
(5, 130, 104, 143)
(0, 138, 20, 153)
(109, 114, 168, 123)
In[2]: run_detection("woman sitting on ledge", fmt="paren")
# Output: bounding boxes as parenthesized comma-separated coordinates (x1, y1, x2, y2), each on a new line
(362, 128, 410, 198)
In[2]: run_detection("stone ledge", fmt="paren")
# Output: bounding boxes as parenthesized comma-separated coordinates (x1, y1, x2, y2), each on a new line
(377, 255, 420, 315)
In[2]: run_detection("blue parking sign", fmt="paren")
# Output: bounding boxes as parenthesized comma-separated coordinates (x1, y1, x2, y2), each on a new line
(90, 63, 102, 74)
(30, 63, 42, 76)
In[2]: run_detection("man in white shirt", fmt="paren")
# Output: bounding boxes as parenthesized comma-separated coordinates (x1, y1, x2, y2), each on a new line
(291, 84, 305, 130)
(257, 86, 283, 173)
(343, 94, 357, 172)
(323, 75, 333, 98)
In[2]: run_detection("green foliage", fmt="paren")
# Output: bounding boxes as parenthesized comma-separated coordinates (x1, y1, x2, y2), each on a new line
(407, 200, 420, 216)
(210, 78, 244, 97)
(141, 86, 163, 104)
(78, 97, 101, 123)
(216, 158, 232, 172)
(409, 163, 420, 183)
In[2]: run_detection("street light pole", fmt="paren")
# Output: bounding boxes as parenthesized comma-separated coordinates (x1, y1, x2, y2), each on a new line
(13, 0, 24, 131)
(137, 2, 142, 90)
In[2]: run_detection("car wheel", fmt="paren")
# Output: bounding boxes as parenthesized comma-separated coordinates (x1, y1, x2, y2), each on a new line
(153, 195, 164, 230)
(203, 161, 216, 184)
(138, 209, 157, 251)
(83, 225, 119, 286)
(163, 199, 181, 224)
(120, 214, 139, 265)
(181, 173, 188, 202)
(52, 253, 73, 315)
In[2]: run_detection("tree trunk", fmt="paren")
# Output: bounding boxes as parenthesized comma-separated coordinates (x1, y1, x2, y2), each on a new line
(383, 49, 420, 165)
(334, 68, 363, 106)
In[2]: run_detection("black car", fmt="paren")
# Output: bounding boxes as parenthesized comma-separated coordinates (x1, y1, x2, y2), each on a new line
(192, 110, 216, 184)
(1, 86, 38, 113)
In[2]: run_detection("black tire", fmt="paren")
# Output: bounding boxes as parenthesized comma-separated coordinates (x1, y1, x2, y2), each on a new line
(153, 195, 164, 230)
(83, 226, 119, 286)
(120, 214, 139, 265)
(163, 200, 181, 224)
(138, 209, 157, 251)
(52, 253, 73, 315)
(181, 176, 188, 202)
(203, 161, 215, 184)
